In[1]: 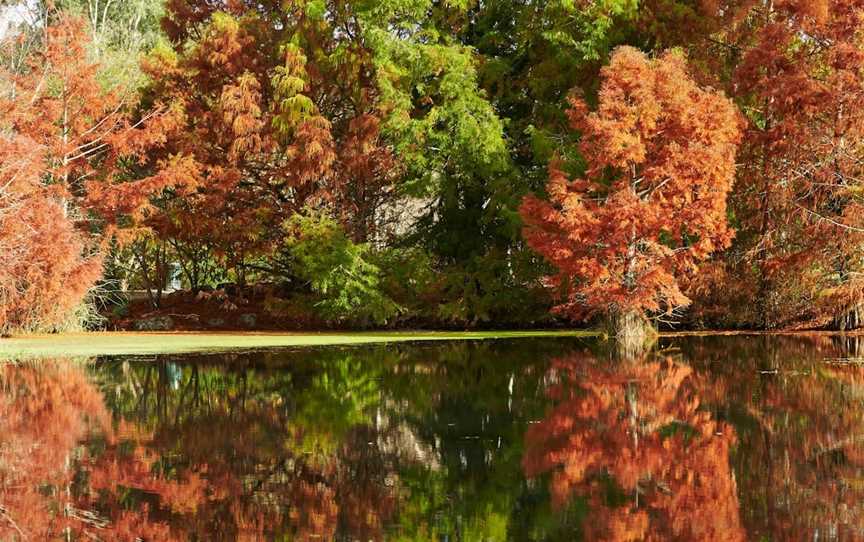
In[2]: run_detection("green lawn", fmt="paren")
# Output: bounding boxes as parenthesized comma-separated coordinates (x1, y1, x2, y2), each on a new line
(0, 330, 596, 358)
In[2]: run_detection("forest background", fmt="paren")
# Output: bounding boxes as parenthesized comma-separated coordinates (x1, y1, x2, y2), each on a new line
(2, 0, 863, 335)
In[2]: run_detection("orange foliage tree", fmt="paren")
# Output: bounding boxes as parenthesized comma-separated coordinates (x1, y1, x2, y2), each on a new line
(0, 15, 180, 331)
(671, 0, 864, 330)
(522, 352, 745, 541)
(725, 0, 864, 328)
(519, 46, 742, 339)
(136, 2, 400, 282)
(0, 131, 102, 332)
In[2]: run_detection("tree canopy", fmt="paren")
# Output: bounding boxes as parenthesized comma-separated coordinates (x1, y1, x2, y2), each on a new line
(2, 0, 864, 333)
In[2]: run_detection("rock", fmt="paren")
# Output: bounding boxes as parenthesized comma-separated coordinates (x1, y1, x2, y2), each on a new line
(238, 313, 258, 328)
(132, 315, 175, 331)
(206, 317, 226, 327)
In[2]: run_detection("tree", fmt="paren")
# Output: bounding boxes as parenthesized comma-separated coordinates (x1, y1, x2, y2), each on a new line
(1, 15, 174, 217)
(0, 187, 103, 333)
(275, 210, 400, 326)
(705, 0, 864, 329)
(19, 0, 166, 89)
(520, 46, 742, 340)
(140, 3, 398, 284)
(0, 14, 180, 331)
(148, 0, 551, 324)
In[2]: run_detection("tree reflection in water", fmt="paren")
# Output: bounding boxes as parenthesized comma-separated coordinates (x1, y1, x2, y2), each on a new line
(0, 359, 112, 539)
(522, 352, 746, 541)
(679, 335, 864, 540)
(0, 355, 404, 540)
(5, 337, 864, 540)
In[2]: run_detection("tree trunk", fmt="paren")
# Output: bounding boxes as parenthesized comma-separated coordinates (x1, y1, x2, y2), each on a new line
(833, 304, 862, 331)
(605, 310, 657, 359)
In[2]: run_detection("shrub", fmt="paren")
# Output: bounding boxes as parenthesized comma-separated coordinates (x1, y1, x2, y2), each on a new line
(279, 210, 399, 326)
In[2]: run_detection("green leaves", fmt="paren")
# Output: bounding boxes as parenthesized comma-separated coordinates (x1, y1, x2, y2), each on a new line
(281, 210, 400, 326)
(544, 0, 639, 61)
(304, 0, 327, 20)
(271, 44, 320, 140)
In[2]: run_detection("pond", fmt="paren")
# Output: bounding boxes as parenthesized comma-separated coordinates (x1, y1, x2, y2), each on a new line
(1, 335, 863, 540)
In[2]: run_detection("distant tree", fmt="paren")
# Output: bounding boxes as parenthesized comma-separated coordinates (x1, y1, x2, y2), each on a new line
(53, 0, 164, 89)
(520, 46, 742, 341)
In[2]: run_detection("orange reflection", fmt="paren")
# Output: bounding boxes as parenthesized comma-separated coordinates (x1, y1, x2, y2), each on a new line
(523, 353, 746, 541)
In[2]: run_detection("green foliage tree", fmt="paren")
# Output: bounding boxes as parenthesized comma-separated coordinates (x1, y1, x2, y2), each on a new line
(279, 210, 400, 326)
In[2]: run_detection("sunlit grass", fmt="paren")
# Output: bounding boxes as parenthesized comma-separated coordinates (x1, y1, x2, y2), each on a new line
(0, 330, 597, 358)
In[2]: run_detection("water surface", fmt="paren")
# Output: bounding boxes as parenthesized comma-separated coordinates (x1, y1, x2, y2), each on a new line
(1, 335, 863, 540)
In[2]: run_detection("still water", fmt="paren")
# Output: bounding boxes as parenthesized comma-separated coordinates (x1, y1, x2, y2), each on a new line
(1, 335, 864, 541)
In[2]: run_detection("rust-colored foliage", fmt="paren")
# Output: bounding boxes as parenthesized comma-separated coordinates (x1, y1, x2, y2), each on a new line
(523, 353, 745, 541)
(1, 15, 179, 221)
(683, 0, 864, 328)
(0, 165, 102, 332)
(138, 1, 400, 278)
(520, 47, 742, 323)
(0, 15, 178, 331)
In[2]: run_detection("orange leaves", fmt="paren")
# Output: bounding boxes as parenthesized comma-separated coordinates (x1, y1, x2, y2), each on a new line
(335, 114, 400, 241)
(0, 191, 102, 332)
(0, 14, 178, 331)
(6, 15, 120, 190)
(220, 72, 265, 163)
(134, 3, 403, 273)
(714, 0, 864, 327)
(194, 11, 257, 76)
(521, 46, 742, 320)
(775, 0, 830, 24)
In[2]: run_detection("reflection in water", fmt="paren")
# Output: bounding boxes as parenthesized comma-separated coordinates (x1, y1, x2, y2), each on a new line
(679, 335, 864, 540)
(3, 337, 864, 540)
(522, 354, 745, 541)
(0, 360, 111, 539)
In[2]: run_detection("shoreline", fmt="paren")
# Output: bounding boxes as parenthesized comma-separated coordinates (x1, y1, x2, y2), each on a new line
(0, 329, 597, 358)
(2, 328, 862, 358)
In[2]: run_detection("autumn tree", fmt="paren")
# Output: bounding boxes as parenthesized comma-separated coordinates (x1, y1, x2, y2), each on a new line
(143, 0, 558, 325)
(693, 0, 864, 329)
(0, 13, 180, 331)
(520, 46, 742, 341)
(134, 3, 404, 286)
(17, 0, 164, 89)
